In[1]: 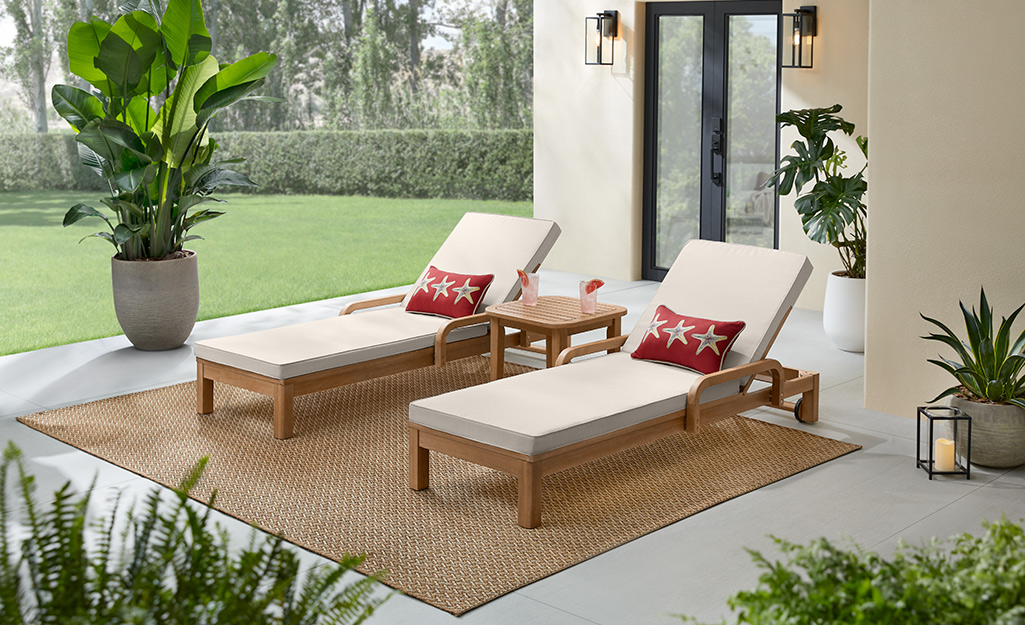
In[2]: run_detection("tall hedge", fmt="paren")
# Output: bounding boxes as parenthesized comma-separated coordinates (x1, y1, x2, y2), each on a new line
(0, 130, 533, 201)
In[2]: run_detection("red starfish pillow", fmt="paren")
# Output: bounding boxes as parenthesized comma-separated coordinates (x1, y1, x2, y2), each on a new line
(405, 265, 495, 319)
(630, 305, 746, 374)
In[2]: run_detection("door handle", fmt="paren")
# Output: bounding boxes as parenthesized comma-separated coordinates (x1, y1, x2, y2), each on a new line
(711, 117, 725, 186)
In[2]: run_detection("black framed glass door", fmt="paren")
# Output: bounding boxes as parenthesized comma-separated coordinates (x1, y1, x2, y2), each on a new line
(642, 1, 781, 280)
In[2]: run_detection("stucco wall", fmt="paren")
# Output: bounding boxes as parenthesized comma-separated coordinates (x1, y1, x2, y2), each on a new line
(533, 1, 645, 280)
(864, 0, 1025, 417)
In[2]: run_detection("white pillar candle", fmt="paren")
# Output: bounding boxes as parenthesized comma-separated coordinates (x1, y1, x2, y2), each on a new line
(935, 437, 955, 472)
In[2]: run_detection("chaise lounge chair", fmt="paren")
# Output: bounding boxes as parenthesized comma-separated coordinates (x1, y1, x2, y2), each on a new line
(194, 212, 561, 439)
(408, 240, 819, 528)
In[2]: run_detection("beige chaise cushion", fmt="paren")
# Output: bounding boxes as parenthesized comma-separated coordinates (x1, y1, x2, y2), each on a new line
(194, 212, 561, 380)
(410, 352, 738, 455)
(402, 212, 563, 310)
(409, 240, 813, 455)
(193, 308, 487, 379)
(624, 239, 812, 369)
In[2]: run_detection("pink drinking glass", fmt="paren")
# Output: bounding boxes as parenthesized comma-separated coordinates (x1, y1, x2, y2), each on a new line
(579, 280, 597, 314)
(522, 273, 540, 305)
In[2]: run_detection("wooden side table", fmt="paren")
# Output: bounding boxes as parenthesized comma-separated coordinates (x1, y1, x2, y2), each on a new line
(485, 295, 628, 380)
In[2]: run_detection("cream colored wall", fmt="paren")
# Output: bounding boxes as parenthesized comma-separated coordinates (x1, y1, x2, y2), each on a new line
(533, 1, 644, 280)
(534, 1, 869, 303)
(779, 0, 868, 310)
(864, 0, 1025, 417)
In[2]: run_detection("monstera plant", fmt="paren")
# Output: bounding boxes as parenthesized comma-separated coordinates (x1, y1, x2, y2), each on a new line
(766, 104, 868, 279)
(51, 0, 277, 350)
(766, 104, 869, 352)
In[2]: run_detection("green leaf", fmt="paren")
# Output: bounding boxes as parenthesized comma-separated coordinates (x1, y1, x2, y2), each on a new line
(191, 168, 256, 194)
(77, 143, 105, 178)
(124, 97, 158, 135)
(193, 52, 277, 112)
(119, 0, 163, 16)
(51, 85, 106, 132)
(78, 231, 119, 248)
(67, 18, 113, 95)
(776, 104, 854, 143)
(63, 204, 112, 229)
(108, 11, 167, 99)
(109, 11, 162, 73)
(182, 208, 224, 231)
(177, 194, 223, 214)
(151, 55, 219, 166)
(113, 162, 155, 191)
(113, 223, 150, 245)
(75, 119, 124, 164)
(94, 31, 143, 97)
(161, 0, 211, 67)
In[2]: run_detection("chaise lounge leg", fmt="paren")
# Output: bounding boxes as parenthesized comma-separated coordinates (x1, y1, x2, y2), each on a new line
(409, 427, 430, 490)
(197, 361, 214, 414)
(801, 372, 820, 424)
(517, 460, 542, 529)
(273, 382, 295, 440)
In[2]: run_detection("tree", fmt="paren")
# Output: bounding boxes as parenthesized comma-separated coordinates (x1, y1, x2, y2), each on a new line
(1, 0, 76, 132)
(442, 0, 532, 129)
(209, 0, 322, 131)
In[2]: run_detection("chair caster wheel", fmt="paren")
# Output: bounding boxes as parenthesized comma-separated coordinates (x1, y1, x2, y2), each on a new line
(794, 397, 806, 423)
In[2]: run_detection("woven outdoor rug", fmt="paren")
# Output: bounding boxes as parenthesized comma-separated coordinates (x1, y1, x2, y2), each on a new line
(19, 357, 859, 615)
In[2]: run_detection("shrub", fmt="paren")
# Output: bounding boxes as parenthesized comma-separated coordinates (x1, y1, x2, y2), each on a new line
(683, 519, 1025, 624)
(0, 443, 388, 624)
(0, 130, 533, 201)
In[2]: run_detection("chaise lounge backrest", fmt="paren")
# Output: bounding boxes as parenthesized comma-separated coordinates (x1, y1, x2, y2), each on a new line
(623, 240, 813, 369)
(401, 213, 562, 309)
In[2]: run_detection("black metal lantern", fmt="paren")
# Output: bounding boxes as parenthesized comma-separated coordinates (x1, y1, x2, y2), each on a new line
(585, 10, 618, 66)
(916, 406, 972, 480)
(781, 5, 816, 69)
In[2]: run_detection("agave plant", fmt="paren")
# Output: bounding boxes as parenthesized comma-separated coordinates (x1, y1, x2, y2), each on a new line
(52, 0, 277, 260)
(921, 287, 1025, 408)
(765, 104, 868, 279)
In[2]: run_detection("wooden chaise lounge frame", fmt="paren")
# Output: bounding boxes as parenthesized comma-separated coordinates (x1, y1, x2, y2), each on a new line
(408, 309, 819, 529)
(197, 281, 536, 440)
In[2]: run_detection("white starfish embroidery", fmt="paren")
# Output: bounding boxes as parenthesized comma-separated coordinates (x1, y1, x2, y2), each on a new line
(664, 320, 696, 348)
(415, 275, 436, 295)
(452, 279, 481, 306)
(644, 314, 668, 341)
(692, 325, 729, 355)
(431, 275, 456, 301)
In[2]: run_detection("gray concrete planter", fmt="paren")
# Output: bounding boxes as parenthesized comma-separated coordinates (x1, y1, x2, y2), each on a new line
(950, 395, 1025, 468)
(111, 250, 199, 351)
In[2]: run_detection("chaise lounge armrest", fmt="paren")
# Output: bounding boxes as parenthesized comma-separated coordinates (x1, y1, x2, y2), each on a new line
(554, 335, 629, 366)
(339, 293, 406, 316)
(686, 358, 785, 432)
(435, 313, 490, 366)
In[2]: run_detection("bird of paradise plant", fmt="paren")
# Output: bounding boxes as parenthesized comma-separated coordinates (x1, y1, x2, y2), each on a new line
(52, 0, 277, 260)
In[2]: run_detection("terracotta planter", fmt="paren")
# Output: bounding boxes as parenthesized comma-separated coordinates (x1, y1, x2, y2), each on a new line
(111, 250, 199, 351)
(822, 271, 865, 353)
(950, 395, 1025, 468)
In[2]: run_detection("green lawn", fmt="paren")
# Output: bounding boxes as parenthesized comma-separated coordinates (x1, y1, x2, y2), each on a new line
(0, 191, 531, 356)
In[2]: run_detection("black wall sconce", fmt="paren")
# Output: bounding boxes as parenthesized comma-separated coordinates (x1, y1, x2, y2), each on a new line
(585, 10, 618, 66)
(781, 5, 816, 68)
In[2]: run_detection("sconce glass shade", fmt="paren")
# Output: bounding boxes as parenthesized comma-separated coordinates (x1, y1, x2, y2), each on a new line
(781, 6, 816, 68)
(585, 10, 618, 66)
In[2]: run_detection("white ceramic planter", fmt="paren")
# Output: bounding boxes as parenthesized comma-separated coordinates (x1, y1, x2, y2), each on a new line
(822, 272, 865, 353)
(111, 250, 199, 351)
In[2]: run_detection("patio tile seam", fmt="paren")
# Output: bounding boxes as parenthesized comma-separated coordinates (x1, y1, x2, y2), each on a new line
(866, 478, 1007, 552)
(509, 592, 606, 625)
